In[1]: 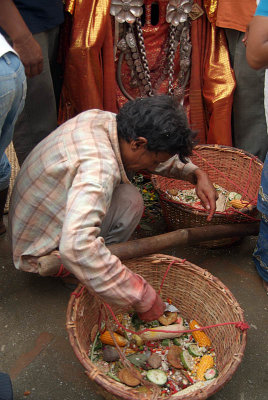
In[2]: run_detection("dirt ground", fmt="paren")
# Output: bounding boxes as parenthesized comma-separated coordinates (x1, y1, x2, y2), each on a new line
(0, 214, 267, 400)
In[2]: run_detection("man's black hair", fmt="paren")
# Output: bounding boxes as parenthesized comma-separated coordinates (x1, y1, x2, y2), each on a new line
(116, 95, 196, 163)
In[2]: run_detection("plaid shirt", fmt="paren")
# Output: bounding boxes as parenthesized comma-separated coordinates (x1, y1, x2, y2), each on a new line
(9, 110, 197, 311)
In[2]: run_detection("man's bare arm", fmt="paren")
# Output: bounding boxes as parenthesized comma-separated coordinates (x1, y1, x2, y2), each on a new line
(0, 0, 43, 77)
(246, 16, 268, 70)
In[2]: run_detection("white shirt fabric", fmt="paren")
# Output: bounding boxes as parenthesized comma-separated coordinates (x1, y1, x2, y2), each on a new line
(0, 33, 16, 58)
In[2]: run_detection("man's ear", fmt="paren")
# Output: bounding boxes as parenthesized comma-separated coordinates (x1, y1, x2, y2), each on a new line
(131, 137, 148, 151)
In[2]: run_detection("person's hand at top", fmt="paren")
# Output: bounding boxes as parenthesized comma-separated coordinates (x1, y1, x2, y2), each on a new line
(137, 293, 165, 322)
(0, 0, 43, 78)
(13, 34, 43, 78)
(191, 168, 217, 221)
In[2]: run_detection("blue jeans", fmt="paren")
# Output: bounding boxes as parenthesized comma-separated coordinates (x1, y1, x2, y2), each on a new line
(253, 153, 268, 282)
(0, 52, 26, 190)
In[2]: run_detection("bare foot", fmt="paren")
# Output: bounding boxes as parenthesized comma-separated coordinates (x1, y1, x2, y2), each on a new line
(0, 219, 6, 235)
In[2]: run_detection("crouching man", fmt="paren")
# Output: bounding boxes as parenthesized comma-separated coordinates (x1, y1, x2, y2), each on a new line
(9, 95, 217, 321)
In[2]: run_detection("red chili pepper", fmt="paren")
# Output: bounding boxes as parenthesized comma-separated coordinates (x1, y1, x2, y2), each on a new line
(183, 372, 194, 384)
(169, 382, 176, 391)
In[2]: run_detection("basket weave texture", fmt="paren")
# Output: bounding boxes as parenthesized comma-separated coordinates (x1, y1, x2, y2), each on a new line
(66, 254, 247, 400)
(151, 145, 263, 247)
(4, 142, 20, 213)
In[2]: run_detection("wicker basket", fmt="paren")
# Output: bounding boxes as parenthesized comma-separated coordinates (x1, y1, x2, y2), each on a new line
(151, 145, 263, 247)
(66, 254, 247, 400)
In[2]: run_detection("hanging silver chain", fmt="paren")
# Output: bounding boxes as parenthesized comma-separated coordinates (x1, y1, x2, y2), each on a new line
(167, 25, 176, 95)
(116, 16, 192, 101)
(135, 17, 153, 96)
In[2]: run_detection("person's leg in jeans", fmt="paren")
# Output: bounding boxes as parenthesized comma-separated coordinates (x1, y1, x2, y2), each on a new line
(13, 27, 60, 166)
(0, 52, 26, 234)
(0, 372, 13, 400)
(253, 153, 268, 292)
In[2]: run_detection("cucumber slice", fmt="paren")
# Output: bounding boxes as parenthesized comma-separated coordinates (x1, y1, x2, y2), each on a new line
(188, 344, 203, 357)
(228, 192, 241, 201)
(204, 368, 218, 380)
(180, 350, 194, 370)
(146, 369, 167, 386)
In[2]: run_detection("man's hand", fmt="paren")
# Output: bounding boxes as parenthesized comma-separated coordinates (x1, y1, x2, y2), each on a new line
(13, 34, 43, 78)
(194, 168, 217, 221)
(137, 293, 165, 322)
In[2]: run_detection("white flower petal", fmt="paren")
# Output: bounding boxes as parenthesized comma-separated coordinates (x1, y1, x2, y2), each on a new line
(116, 10, 127, 23)
(181, 0, 192, 6)
(166, 4, 177, 13)
(111, 0, 123, 5)
(169, 0, 181, 7)
(183, 3, 192, 13)
(131, 0, 144, 6)
(130, 6, 143, 17)
(166, 10, 176, 24)
(179, 13, 188, 22)
(172, 14, 181, 26)
(110, 4, 123, 16)
(125, 11, 136, 23)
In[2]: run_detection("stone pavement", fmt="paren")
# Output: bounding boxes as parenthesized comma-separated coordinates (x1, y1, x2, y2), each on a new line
(0, 215, 267, 400)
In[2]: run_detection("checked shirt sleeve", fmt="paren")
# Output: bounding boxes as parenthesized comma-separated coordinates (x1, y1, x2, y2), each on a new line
(153, 155, 198, 181)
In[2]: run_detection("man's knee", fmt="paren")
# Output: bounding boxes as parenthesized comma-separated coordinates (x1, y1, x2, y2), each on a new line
(117, 184, 144, 218)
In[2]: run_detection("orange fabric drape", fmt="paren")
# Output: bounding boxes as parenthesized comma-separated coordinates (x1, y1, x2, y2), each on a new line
(190, 0, 235, 145)
(58, 0, 235, 147)
(58, 0, 117, 124)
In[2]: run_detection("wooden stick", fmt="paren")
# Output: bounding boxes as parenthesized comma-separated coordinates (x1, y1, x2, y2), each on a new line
(37, 222, 259, 276)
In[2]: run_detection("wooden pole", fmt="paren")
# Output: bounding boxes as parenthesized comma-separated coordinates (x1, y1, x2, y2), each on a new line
(37, 222, 259, 276)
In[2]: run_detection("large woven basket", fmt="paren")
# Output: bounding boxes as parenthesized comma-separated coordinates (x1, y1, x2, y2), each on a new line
(152, 145, 263, 247)
(66, 254, 247, 400)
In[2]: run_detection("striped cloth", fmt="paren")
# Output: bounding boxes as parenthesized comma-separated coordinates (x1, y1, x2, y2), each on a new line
(9, 110, 197, 311)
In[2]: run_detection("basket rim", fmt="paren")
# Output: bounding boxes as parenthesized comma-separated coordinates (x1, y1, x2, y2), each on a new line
(191, 144, 263, 165)
(66, 254, 247, 400)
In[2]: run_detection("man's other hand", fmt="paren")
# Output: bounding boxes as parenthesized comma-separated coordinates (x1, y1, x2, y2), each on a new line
(13, 34, 43, 77)
(194, 168, 217, 221)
